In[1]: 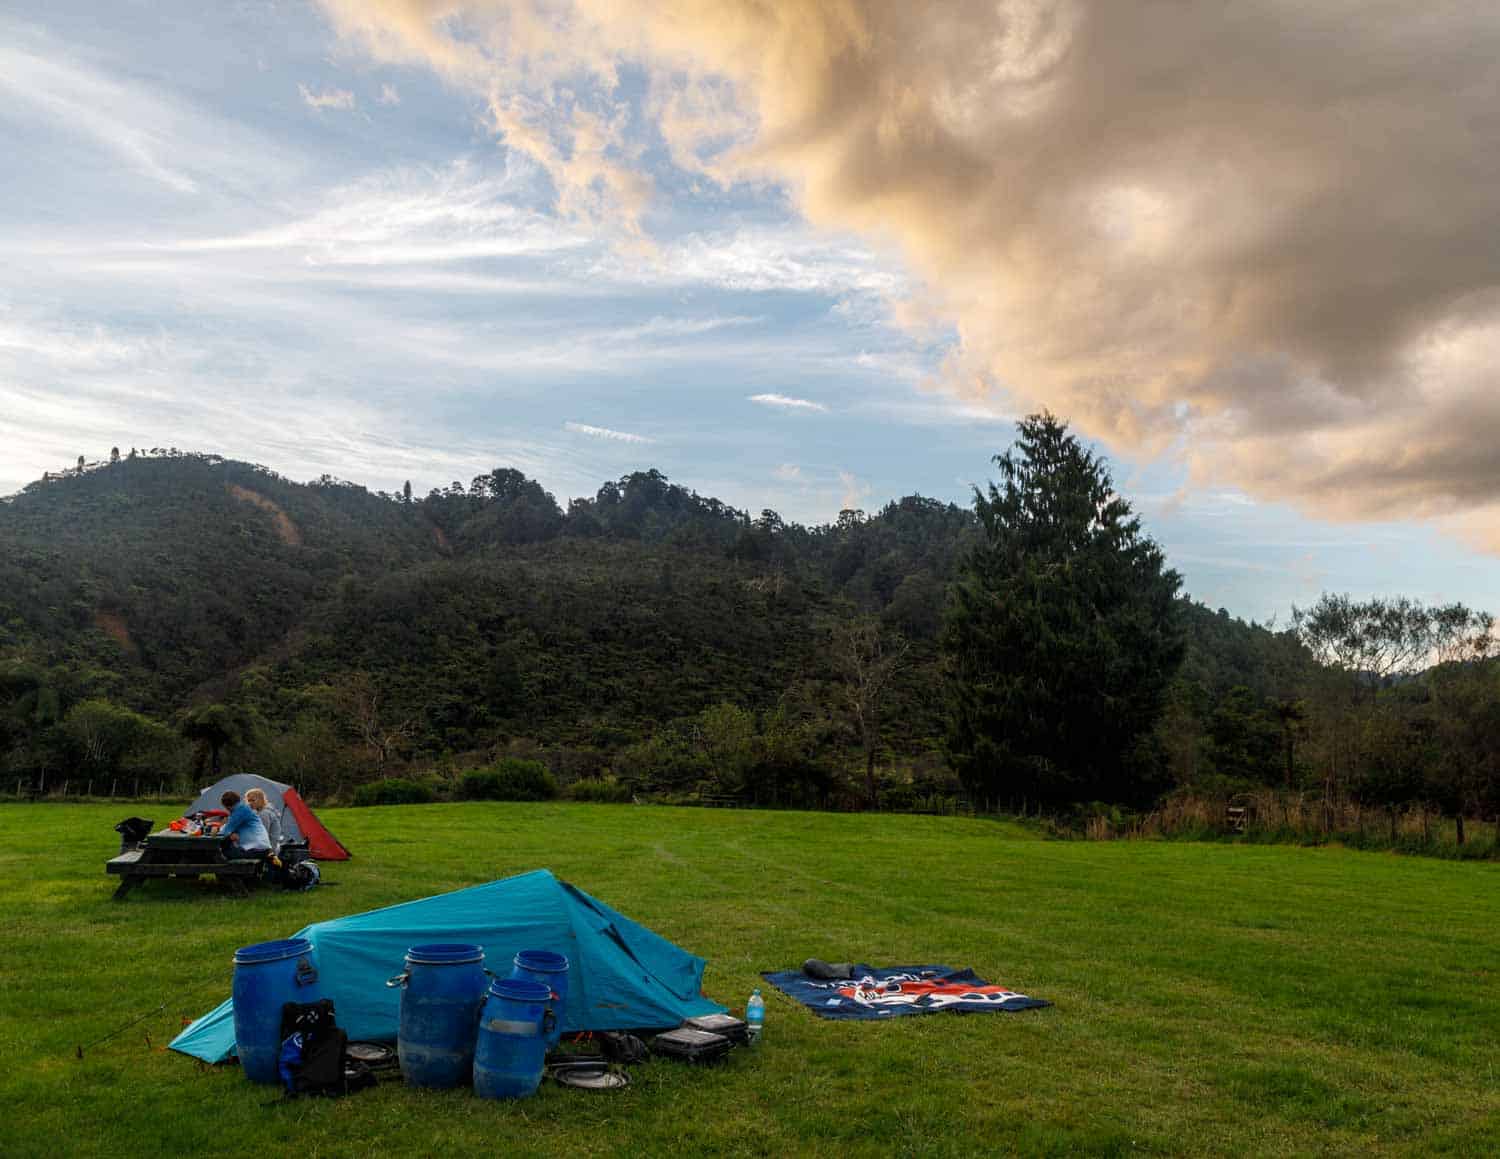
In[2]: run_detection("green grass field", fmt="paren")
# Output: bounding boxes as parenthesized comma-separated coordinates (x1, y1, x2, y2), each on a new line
(3, 803, 1498, 1157)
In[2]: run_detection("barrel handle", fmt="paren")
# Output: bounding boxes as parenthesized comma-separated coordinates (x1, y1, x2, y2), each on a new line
(385, 972, 410, 989)
(543, 1006, 557, 1034)
(295, 957, 319, 987)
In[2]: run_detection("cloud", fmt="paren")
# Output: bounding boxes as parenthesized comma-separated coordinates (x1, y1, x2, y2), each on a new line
(299, 83, 357, 111)
(750, 393, 826, 413)
(0, 316, 186, 370)
(0, 28, 293, 197)
(587, 227, 904, 298)
(774, 463, 801, 481)
(0, 309, 608, 501)
(862, 396, 1015, 427)
(564, 421, 654, 444)
(378, 83, 401, 105)
(838, 470, 872, 511)
(603, 314, 762, 342)
(313, 0, 1500, 546)
(164, 163, 587, 265)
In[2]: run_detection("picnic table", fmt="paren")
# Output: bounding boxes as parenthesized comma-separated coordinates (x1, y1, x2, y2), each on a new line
(106, 831, 264, 899)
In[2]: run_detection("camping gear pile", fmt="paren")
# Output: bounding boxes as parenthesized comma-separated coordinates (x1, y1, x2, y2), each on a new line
(168, 809, 226, 836)
(172, 869, 738, 1099)
(277, 999, 377, 1098)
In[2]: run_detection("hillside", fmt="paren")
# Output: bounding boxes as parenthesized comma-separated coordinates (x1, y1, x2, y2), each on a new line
(0, 450, 1300, 804)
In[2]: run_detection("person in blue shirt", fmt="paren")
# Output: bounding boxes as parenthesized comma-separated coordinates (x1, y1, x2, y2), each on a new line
(218, 790, 271, 859)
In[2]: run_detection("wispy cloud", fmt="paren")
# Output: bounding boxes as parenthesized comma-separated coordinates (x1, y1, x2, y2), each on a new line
(0, 33, 282, 197)
(839, 470, 872, 511)
(377, 83, 401, 106)
(604, 314, 761, 342)
(750, 393, 827, 413)
(564, 421, 655, 444)
(774, 463, 801, 481)
(299, 83, 356, 111)
(861, 396, 1015, 427)
(0, 39, 197, 194)
(0, 316, 186, 370)
(590, 227, 903, 298)
(163, 164, 585, 265)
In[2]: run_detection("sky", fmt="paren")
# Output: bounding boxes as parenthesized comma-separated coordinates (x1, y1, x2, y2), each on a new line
(2, 0, 1498, 624)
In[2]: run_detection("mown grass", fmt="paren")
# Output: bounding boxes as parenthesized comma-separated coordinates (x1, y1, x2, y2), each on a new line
(2, 802, 1498, 1157)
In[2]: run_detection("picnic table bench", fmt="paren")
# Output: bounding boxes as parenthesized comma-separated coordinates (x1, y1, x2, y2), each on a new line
(106, 832, 263, 899)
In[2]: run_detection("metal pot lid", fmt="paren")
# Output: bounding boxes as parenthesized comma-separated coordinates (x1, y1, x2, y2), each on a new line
(346, 1042, 397, 1064)
(550, 1062, 630, 1090)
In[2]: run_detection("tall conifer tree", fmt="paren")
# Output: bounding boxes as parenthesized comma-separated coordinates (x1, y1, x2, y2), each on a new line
(944, 413, 1183, 808)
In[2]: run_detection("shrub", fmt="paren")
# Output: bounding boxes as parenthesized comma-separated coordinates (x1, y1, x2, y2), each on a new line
(352, 777, 437, 806)
(460, 758, 558, 802)
(878, 782, 917, 812)
(613, 735, 710, 792)
(565, 775, 633, 804)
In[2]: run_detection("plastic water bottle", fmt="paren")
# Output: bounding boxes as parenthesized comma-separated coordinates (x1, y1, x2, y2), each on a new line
(746, 987, 765, 1045)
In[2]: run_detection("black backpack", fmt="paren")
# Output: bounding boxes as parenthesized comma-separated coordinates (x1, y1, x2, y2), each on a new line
(278, 1000, 375, 1098)
(114, 817, 154, 854)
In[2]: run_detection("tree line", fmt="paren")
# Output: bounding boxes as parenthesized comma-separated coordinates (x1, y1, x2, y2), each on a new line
(1, 427, 1495, 847)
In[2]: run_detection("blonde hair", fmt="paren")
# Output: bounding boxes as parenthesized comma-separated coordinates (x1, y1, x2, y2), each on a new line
(245, 788, 268, 810)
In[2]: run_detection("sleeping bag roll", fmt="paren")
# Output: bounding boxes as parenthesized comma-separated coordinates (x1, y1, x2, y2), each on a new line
(233, 938, 321, 1084)
(392, 943, 488, 1089)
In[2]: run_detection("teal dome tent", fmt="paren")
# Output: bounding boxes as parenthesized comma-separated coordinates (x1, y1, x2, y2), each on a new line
(171, 869, 725, 1063)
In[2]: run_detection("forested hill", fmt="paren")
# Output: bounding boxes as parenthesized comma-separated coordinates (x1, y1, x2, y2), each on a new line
(0, 450, 1289, 803)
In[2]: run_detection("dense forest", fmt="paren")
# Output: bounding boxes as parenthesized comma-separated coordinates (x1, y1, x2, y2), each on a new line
(2, 444, 1496, 841)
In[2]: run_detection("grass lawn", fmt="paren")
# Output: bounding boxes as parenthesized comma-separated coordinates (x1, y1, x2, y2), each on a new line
(3, 802, 1498, 1157)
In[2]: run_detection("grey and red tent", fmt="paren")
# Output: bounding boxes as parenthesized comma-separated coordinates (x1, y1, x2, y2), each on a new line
(185, 773, 350, 861)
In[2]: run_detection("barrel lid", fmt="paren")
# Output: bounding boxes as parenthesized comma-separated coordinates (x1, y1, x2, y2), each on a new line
(234, 937, 313, 965)
(513, 949, 569, 972)
(407, 942, 484, 965)
(488, 977, 551, 1002)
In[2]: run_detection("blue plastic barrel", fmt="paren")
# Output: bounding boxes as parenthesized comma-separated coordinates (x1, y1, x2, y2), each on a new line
(232, 938, 320, 1084)
(508, 950, 569, 1050)
(388, 943, 488, 1088)
(473, 978, 552, 1100)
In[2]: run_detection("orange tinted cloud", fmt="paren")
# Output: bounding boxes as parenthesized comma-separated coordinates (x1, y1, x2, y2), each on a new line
(318, 1, 1500, 537)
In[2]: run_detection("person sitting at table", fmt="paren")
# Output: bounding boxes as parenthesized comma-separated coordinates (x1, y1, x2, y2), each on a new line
(218, 790, 271, 859)
(244, 787, 283, 852)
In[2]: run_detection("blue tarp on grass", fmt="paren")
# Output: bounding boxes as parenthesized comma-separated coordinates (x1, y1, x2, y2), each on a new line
(172, 868, 726, 1063)
(763, 965, 1051, 1020)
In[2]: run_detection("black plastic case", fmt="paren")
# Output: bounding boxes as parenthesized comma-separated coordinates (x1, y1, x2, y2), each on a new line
(682, 1013, 750, 1046)
(650, 1027, 734, 1062)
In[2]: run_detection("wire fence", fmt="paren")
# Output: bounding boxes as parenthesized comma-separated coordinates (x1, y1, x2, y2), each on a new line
(2, 776, 193, 803)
